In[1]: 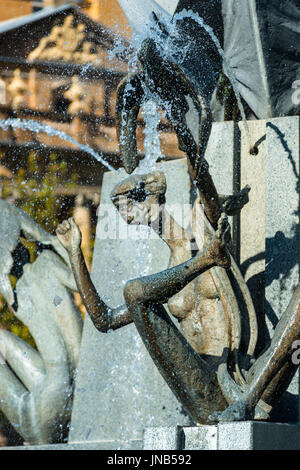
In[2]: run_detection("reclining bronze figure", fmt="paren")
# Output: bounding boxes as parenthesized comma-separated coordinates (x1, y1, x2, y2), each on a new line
(57, 37, 300, 425)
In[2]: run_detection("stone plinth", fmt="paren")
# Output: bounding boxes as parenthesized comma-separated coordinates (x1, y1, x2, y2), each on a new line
(144, 422, 300, 450)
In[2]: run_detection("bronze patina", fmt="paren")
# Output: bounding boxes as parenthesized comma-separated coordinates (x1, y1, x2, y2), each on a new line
(57, 37, 300, 425)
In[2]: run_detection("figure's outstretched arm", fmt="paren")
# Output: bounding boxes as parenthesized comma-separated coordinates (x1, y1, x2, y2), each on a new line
(56, 218, 132, 332)
(125, 214, 230, 305)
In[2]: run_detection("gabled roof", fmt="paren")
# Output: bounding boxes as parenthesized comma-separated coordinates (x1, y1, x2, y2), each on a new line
(0, 5, 73, 35)
(0, 4, 129, 73)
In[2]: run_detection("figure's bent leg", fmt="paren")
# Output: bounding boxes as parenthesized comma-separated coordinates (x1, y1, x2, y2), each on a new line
(123, 216, 231, 424)
(0, 364, 29, 428)
(126, 301, 227, 424)
(0, 330, 44, 391)
(210, 284, 300, 422)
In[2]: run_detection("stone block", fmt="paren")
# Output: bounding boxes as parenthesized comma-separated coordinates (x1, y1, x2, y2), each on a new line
(143, 427, 180, 450)
(205, 120, 235, 195)
(239, 119, 267, 283)
(265, 117, 300, 421)
(182, 426, 218, 450)
(143, 422, 300, 450)
(1, 440, 142, 450)
(218, 422, 300, 450)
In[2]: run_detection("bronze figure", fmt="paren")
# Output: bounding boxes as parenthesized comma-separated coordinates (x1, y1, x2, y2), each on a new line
(57, 38, 300, 425)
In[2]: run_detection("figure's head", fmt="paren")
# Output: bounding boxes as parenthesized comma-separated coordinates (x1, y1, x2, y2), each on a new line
(111, 171, 166, 227)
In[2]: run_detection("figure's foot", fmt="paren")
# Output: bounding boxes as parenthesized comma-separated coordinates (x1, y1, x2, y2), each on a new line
(209, 400, 253, 423)
(111, 171, 167, 226)
(56, 217, 82, 255)
(206, 214, 231, 269)
(254, 403, 270, 421)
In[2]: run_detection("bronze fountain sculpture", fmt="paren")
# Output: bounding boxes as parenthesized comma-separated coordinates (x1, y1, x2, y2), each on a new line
(56, 37, 300, 426)
(0, 12, 298, 447)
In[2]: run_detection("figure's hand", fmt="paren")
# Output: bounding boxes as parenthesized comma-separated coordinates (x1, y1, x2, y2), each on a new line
(56, 217, 82, 255)
(206, 214, 231, 269)
(111, 171, 167, 226)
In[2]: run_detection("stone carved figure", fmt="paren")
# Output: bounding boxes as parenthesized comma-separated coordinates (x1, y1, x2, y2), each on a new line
(28, 15, 86, 63)
(57, 36, 300, 425)
(0, 200, 83, 444)
(64, 76, 87, 115)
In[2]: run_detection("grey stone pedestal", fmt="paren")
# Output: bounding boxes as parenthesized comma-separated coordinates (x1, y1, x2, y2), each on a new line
(144, 422, 300, 450)
(5, 422, 300, 449)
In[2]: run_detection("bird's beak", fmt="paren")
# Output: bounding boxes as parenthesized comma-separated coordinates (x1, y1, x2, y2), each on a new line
(122, 153, 139, 174)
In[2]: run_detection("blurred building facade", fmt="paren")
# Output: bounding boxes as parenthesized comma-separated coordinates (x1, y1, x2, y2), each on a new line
(0, 1, 182, 228)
